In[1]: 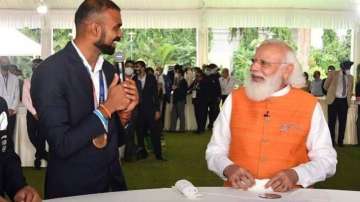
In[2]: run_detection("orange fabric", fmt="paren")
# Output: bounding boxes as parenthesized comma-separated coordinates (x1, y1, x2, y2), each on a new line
(225, 87, 316, 186)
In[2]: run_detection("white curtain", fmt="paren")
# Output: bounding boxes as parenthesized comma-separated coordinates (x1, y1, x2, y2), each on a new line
(205, 8, 359, 29)
(0, 8, 358, 30)
(0, 9, 40, 28)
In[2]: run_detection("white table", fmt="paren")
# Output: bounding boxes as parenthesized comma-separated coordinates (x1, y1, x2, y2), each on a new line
(44, 187, 360, 202)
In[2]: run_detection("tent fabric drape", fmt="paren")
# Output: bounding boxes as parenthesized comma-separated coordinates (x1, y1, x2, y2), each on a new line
(205, 9, 358, 29)
(0, 8, 358, 30)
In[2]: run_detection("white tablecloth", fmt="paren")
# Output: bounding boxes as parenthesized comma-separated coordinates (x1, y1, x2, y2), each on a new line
(14, 103, 47, 167)
(44, 187, 360, 202)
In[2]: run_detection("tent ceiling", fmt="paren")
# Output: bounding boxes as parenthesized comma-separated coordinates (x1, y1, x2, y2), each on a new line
(0, 0, 359, 11)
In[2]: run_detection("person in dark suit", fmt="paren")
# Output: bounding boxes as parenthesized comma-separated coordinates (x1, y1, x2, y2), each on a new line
(31, 0, 139, 199)
(122, 60, 139, 162)
(188, 69, 208, 134)
(0, 97, 41, 202)
(324, 60, 354, 146)
(204, 64, 221, 130)
(22, 58, 48, 169)
(134, 61, 165, 161)
(170, 68, 188, 132)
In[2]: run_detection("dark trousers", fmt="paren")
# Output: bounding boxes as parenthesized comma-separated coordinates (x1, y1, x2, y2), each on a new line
(170, 100, 186, 131)
(124, 126, 136, 161)
(160, 98, 167, 132)
(193, 99, 207, 132)
(328, 98, 348, 145)
(26, 111, 46, 159)
(7, 113, 16, 149)
(207, 99, 220, 129)
(357, 105, 360, 145)
(136, 112, 162, 158)
(221, 95, 228, 105)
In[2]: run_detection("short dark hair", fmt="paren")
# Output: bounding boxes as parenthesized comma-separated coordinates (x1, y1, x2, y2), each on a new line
(125, 59, 135, 66)
(32, 58, 43, 64)
(174, 64, 183, 71)
(207, 63, 218, 69)
(135, 60, 146, 69)
(177, 68, 185, 77)
(328, 65, 335, 71)
(75, 0, 120, 29)
(303, 72, 309, 80)
(146, 67, 154, 74)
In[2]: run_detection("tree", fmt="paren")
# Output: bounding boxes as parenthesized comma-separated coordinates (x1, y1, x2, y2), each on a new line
(53, 29, 72, 52)
(12, 28, 42, 79)
(112, 28, 196, 67)
(309, 29, 351, 76)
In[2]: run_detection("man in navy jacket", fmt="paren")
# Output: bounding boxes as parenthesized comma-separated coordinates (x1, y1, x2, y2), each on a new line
(31, 0, 138, 199)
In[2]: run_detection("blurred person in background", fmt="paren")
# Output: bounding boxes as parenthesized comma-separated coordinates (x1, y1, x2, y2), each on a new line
(22, 58, 48, 169)
(310, 70, 324, 97)
(219, 68, 236, 104)
(0, 56, 19, 150)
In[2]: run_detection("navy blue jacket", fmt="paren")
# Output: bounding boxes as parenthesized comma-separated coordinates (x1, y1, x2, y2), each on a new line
(31, 42, 127, 199)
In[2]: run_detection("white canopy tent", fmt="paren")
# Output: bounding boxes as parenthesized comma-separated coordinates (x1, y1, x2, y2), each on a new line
(0, 28, 40, 56)
(0, 0, 359, 66)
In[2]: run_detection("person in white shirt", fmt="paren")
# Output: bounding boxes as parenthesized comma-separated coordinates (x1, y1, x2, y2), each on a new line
(206, 39, 337, 192)
(22, 58, 47, 169)
(0, 56, 19, 149)
(219, 68, 236, 104)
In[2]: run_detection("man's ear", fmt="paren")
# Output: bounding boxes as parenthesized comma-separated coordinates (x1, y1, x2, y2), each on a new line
(282, 64, 294, 81)
(88, 22, 102, 39)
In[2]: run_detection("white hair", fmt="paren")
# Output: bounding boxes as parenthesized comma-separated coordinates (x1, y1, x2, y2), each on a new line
(285, 50, 305, 88)
(258, 39, 305, 88)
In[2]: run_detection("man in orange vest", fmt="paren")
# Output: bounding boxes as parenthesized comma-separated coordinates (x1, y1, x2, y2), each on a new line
(206, 39, 337, 192)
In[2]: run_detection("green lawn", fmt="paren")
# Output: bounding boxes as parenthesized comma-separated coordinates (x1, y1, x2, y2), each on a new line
(23, 132, 360, 198)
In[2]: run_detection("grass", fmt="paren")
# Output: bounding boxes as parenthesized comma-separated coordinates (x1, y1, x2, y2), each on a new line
(23, 131, 360, 198)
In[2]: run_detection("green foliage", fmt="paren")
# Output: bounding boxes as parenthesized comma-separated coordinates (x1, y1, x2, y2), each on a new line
(13, 28, 42, 79)
(53, 29, 72, 53)
(231, 28, 259, 83)
(309, 29, 351, 73)
(112, 28, 196, 67)
(231, 27, 296, 83)
(19, 27, 41, 43)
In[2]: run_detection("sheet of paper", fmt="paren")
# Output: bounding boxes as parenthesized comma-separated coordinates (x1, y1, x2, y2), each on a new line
(247, 179, 274, 193)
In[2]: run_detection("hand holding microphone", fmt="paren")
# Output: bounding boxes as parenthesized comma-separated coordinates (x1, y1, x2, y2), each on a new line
(112, 52, 139, 124)
(102, 74, 130, 115)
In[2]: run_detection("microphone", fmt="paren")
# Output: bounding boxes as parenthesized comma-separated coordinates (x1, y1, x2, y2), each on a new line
(264, 111, 270, 119)
(114, 52, 125, 83)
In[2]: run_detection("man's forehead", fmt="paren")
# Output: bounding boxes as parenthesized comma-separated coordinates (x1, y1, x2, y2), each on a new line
(255, 43, 286, 58)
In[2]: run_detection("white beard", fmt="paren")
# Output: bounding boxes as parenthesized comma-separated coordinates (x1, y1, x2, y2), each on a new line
(244, 70, 283, 101)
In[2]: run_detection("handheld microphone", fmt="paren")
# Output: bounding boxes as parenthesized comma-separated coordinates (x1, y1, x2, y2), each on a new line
(114, 52, 125, 83)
